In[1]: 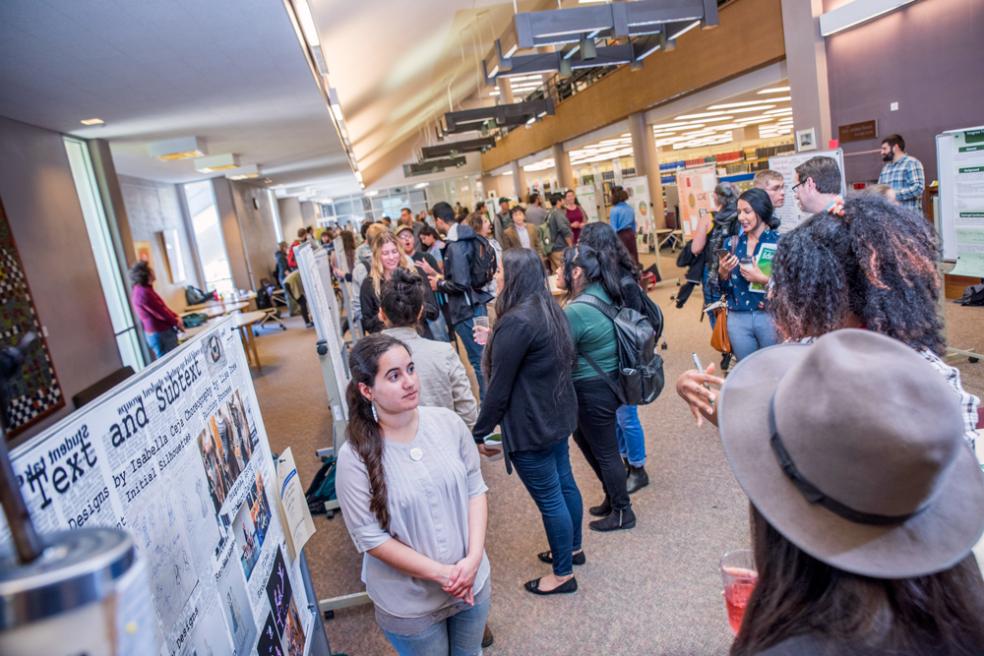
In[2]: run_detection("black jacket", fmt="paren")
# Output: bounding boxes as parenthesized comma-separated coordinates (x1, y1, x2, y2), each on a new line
(359, 267, 439, 335)
(274, 251, 290, 285)
(437, 223, 493, 325)
(472, 311, 577, 473)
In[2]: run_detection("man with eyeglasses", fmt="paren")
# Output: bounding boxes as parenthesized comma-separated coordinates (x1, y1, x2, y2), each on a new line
(792, 156, 842, 215)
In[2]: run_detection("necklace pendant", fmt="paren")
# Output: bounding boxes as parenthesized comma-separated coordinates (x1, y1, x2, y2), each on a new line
(409, 447, 424, 462)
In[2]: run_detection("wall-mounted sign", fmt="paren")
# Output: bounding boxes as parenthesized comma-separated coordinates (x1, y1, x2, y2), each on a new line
(838, 120, 878, 143)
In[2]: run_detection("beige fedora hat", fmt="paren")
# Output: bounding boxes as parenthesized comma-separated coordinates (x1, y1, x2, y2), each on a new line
(718, 329, 984, 578)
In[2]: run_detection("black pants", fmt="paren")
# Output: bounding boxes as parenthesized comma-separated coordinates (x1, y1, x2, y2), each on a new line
(572, 375, 630, 511)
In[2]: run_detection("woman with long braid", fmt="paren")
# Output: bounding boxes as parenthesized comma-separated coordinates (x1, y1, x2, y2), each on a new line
(334, 334, 491, 655)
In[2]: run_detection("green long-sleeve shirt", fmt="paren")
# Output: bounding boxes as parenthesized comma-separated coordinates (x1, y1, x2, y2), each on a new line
(564, 283, 618, 381)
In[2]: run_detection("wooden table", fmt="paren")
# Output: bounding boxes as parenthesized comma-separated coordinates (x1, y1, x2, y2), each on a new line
(181, 301, 249, 319)
(231, 310, 268, 370)
(184, 291, 256, 313)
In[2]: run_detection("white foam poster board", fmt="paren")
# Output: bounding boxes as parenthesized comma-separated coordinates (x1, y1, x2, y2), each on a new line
(0, 319, 315, 656)
(936, 126, 984, 275)
(768, 148, 846, 233)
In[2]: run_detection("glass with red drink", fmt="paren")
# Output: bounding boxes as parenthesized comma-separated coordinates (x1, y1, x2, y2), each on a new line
(720, 549, 758, 635)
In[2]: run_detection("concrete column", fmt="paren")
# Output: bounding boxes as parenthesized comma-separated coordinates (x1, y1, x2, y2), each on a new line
(211, 178, 251, 291)
(781, 0, 832, 148)
(510, 160, 527, 202)
(628, 112, 665, 230)
(553, 143, 574, 190)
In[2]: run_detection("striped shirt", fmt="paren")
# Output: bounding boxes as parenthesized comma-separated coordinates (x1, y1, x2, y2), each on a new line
(877, 154, 925, 212)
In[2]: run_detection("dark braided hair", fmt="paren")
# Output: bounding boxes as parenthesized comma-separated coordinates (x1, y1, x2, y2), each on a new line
(346, 334, 411, 532)
(769, 195, 944, 354)
(380, 268, 424, 327)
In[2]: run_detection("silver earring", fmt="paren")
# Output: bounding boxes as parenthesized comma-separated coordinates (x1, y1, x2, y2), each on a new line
(371, 402, 379, 423)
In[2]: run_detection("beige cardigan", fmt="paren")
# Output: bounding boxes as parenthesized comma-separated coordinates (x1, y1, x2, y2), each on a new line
(381, 326, 478, 429)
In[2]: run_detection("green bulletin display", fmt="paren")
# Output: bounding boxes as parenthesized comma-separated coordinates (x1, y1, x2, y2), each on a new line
(936, 126, 984, 276)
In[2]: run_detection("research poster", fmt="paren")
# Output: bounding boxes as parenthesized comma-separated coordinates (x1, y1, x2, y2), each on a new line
(676, 165, 717, 239)
(0, 319, 314, 656)
(768, 148, 846, 234)
(937, 127, 984, 276)
(623, 175, 654, 235)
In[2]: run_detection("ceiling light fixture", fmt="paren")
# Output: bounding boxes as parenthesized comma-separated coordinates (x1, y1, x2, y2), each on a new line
(413, 182, 429, 189)
(80, 117, 105, 126)
(669, 19, 701, 41)
(819, 0, 918, 37)
(757, 86, 791, 94)
(226, 165, 260, 181)
(676, 106, 773, 119)
(708, 98, 790, 109)
(195, 153, 241, 173)
(148, 136, 206, 161)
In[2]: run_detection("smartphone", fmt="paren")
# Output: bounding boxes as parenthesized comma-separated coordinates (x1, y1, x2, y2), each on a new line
(691, 352, 703, 372)
(715, 248, 730, 259)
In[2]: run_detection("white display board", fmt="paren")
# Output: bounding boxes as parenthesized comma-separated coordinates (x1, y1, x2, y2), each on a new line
(676, 165, 717, 239)
(768, 148, 846, 233)
(296, 243, 350, 435)
(936, 126, 984, 275)
(576, 185, 600, 223)
(622, 175, 653, 235)
(0, 319, 315, 656)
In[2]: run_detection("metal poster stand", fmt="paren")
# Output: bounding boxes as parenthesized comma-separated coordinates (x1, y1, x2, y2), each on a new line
(295, 244, 372, 619)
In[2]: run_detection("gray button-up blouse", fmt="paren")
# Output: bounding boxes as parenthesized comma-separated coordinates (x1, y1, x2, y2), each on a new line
(335, 406, 490, 618)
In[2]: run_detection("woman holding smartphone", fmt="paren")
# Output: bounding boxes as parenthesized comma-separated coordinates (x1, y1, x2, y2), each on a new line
(718, 188, 779, 361)
(335, 334, 491, 655)
(472, 248, 581, 595)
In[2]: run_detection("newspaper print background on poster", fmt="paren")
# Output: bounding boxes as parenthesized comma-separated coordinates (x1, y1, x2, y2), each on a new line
(0, 319, 313, 656)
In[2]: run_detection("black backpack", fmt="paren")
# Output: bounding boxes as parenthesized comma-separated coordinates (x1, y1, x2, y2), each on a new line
(622, 274, 664, 342)
(468, 235, 498, 290)
(957, 283, 984, 307)
(572, 294, 665, 406)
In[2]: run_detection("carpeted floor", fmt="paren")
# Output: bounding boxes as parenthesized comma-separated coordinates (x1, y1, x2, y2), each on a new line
(248, 252, 984, 656)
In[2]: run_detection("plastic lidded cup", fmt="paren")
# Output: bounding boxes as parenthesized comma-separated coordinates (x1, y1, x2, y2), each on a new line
(720, 548, 758, 635)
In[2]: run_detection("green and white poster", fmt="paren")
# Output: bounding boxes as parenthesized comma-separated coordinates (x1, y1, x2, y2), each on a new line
(749, 243, 777, 294)
(937, 127, 984, 276)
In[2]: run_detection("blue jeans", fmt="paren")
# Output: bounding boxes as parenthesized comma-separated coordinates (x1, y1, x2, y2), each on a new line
(383, 591, 491, 656)
(510, 439, 583, 577)
(726, 310, 778, 361)
(146, 328, 179, 359)
(453, 306, 487, 400)
(615, 405, 646, 467)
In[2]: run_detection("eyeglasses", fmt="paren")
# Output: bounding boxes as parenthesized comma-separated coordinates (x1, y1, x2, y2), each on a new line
(791, 181, 805, 192)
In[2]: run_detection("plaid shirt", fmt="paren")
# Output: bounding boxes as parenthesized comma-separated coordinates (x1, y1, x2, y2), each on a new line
(878, 154, 925, 212)
(920, 349, 980, 456)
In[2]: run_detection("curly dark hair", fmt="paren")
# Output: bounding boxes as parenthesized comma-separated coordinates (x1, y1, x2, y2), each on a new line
(129, 260, 152, 286)
(769, 195, 944, 354)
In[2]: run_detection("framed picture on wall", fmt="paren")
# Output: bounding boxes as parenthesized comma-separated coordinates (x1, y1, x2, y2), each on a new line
(796, 127, 817, 152)
(0, 197, 65, 437)
(157, 229, 187, 284)
(134, 240, 153, 266)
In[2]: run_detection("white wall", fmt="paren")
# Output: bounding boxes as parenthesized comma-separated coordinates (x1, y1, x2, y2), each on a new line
(119, 175, 200, 308)
(278, 197, 304, 240)
(228, 181, 280, 287)
(0, 116, 122, 443)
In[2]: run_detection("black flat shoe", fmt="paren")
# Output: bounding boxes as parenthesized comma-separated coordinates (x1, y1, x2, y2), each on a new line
(588, 497, 611, 517)
(482, 625, 494, 649)
(589, 507, 636, 532)
(524, 576, 578, 596)
(537, 550, 586, 566)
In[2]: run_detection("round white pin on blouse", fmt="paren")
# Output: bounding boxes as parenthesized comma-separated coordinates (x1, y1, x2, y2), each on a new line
(409, 447, 424, 462)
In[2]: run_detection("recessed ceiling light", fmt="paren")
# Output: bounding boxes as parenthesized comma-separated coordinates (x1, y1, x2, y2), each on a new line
(765, 107, 794, 115)
(708, 99, 788, 110)
(80, 117, 105, 126)
(757, 86, 790, 94)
